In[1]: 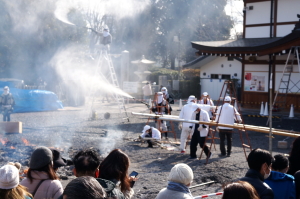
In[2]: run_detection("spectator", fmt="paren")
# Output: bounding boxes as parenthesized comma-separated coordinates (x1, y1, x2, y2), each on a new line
(288, 137, 300, 176)
(63, 176, 106, 199)
(20, 146, 63, 199)
(222, 181, 260, 199)
(294, 170, 300, 199)
(265, 154, 296, 199)
(99, 149, 135, 199)
(155, 163, 194, 199)
(57, 149, 122, 199)
(51, 149, 67, 172)
(0, 165, 33, 199)
(240, 148, 274, 199)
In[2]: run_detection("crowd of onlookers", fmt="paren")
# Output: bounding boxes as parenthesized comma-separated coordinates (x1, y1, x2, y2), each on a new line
(0, 136, 299, 199)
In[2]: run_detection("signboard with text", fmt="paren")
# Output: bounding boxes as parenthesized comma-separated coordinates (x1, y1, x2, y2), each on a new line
(123, 81, 139, 93)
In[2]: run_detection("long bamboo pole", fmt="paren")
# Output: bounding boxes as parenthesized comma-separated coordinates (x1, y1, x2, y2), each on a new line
(131, 112, 300, 138)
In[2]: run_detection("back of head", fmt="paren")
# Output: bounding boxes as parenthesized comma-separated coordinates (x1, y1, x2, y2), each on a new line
(272, 154, 289, 172)
(29, 146, 53, 170)
(222, 181, 260, 199)
(73, 149, 100, 176)
(63, 176, 106, 199)
(99, 149, 130, 193)
(187, 95, 195, 103)
(247, 148, 273, 171)
(168, 163, 193, 186)
(224, 96, 231, 103)
(0, 165, 19, 189)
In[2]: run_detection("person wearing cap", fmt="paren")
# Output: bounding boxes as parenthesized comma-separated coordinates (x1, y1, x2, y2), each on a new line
(0, 86, 15, 122)
(51, 149, 67, 172)
(140, 125, 161, 148)
(151, 92, 170, 134)
(215, 96, 242, 157)
(142, 82, 152, 101)
(20, 146, 63, 199)
(178, 95, 196, 153)
(0, 164, 33, 199)
(198, 92, 214, 118)
(189, 104, 212, 159)
(155, 163, 194, 199)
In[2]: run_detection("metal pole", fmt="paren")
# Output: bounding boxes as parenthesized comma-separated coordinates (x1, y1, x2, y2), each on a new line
(269, 73, 273, 155)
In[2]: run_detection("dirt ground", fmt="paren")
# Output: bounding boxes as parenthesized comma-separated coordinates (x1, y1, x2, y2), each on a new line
(0, 99, 298, 199)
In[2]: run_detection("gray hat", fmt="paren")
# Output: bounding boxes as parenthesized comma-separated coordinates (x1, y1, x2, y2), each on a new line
(29, 146, 53, 169)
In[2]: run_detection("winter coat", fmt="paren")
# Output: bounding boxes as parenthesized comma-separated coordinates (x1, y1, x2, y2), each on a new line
(155, 188, 193, 199)
(215, 103, 241, 130)
(97, 178, 126, 199)
(265, 171, 296, 199)
(20, 171, 63, 199)
(240, 169, 274, 199)
(0, 93, 15, 106)
(141, 127, 161, 140)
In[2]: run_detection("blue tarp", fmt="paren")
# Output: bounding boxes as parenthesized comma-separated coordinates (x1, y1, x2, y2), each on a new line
(0, 81, 63, 113)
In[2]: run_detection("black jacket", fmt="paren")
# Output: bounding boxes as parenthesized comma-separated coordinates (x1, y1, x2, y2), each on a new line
(97, 178, 125, 199)
(240, 169, 274, 199)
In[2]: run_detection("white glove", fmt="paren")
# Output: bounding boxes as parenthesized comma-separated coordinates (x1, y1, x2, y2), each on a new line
(216, 127, 219, 132)
(238, 119, 242, 124)
(197, 126, 203, 132)
(178, 123, 182, 130)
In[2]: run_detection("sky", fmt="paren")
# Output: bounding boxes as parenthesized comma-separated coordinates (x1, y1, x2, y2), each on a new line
(225, 0, 244, 38)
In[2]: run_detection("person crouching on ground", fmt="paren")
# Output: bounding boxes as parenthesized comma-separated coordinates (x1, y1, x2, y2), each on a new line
(140, 125, 161, 148)
(155, 163, 194, 199)
(189, 104, 212, 160)
(0, 165, 33, 199)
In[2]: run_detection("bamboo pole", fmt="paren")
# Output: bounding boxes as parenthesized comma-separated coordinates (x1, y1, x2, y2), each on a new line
(131, 112, 300, 138)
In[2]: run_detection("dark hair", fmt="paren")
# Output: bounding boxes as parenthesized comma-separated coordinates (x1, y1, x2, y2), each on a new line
(247, 148, 273, 171)
(27, 163, 58, 183)
(222, 181, 260, 199)
(63, 176, 106, 199)
(99, 149, 131, 193)
(288, 137, 300, 175)
(272, 154, 288, 171)
(73, 149, 101, 176)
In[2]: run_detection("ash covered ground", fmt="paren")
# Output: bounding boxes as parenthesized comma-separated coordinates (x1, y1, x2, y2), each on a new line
(0, 99, 298, 199)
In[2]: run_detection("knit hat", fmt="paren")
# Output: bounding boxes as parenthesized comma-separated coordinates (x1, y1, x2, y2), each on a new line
(0, 165, 19, 189)
(168, 163, 193, 185)
(29, 146, 53, 169)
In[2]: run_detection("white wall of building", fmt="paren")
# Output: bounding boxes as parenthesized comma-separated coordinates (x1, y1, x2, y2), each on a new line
(199, 57, 242, 100)
(245, 1, 271, 25)
(276, 25, 295, 37)
(245, 26, 270, 38)
(277, 0, 300, 23)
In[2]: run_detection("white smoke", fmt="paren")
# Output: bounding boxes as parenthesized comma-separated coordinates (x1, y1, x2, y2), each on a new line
(54, 0, 150, 27)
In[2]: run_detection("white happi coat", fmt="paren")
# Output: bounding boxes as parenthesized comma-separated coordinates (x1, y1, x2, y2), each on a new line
(215, 103, 241, 130)
(141, 127, 161, 140)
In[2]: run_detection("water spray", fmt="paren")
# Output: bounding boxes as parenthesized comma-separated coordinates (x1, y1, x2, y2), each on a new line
(132, 98, 150, 109)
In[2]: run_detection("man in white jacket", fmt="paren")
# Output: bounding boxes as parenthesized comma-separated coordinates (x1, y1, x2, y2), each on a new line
(140, 125, 161, 148)
(215, 96, 242, 157)
(178, 95, 196, 153)
(189, 104, 212, 159)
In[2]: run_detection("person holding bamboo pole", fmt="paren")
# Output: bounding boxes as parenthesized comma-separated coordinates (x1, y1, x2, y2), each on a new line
(215, 96, 242, 157)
